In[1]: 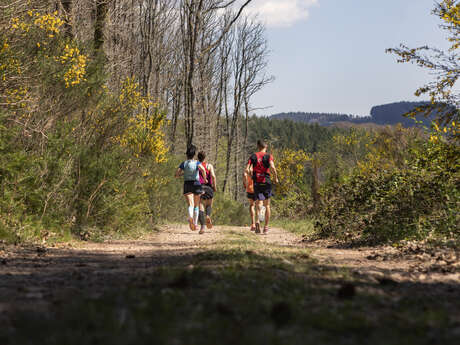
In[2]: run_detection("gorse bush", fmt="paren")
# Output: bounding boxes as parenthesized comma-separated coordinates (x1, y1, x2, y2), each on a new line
(0, 10, 170, 242)
(270, 148, 312, 219)
(317, 128, 459, 244)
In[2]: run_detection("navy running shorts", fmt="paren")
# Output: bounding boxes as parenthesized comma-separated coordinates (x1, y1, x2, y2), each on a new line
(254, 183, 274, 201)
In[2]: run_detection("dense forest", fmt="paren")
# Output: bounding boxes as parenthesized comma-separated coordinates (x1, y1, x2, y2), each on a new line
(270, 101, 436, 127)
(270, 111, 369, 125)
(0, 0, 272, 240)
(248, 116, 345, 151)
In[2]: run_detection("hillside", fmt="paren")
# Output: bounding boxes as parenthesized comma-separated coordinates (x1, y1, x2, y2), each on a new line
(270, 112, 370, 126)
(369, 101, 433, 126)
(270, 101, 436, 127)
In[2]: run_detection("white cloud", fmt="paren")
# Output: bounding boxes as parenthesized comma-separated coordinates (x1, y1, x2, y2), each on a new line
(244, 0, 318, 28)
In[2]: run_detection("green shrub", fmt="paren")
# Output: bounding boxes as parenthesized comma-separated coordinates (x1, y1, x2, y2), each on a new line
(317, 138, 459, 244)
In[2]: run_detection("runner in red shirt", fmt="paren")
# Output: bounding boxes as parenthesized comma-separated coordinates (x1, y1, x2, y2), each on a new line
(245, 140, 279, 234)
(197, 151, 216, 234)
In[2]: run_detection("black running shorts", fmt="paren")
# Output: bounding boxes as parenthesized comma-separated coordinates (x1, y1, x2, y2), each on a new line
(201, 185, 214, 200)
(183, 181, 203, 195)
(247, 192, 256, 201)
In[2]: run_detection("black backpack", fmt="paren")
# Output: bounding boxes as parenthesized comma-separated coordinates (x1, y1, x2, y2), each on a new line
(250, 153, 271, 184)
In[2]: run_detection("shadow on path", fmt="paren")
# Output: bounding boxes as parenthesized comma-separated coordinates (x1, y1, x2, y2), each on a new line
(1, 225, 459, 345)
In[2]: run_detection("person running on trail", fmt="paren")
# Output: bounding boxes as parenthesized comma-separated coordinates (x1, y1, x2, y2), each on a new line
(245, 139, 279, 234)
(243, 166, 256, 231)
(175, 145, 207, 231)
(197, 151, 217, 234)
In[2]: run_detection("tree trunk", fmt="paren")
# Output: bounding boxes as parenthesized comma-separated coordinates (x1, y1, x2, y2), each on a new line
(94, 0, 108, 50)
(59, 0, 73, 38)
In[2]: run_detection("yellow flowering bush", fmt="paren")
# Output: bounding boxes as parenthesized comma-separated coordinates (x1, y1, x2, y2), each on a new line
(30, 11, 64, 35)
(115, 79, 168, 163)
(276, 148, 310, 195)
(429, 120, 460, 143)
(3, 10, 88, 90)
(10, 11, 64, 38)
(318, 122, 459, 243)
(0, 39, 21, 82)
(0, 5, 175, 239)
(330, 128, 373, 171)
(59, 45, 87, 87)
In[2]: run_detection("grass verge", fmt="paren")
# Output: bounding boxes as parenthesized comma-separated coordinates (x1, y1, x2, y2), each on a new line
(271, 218, 316, 237)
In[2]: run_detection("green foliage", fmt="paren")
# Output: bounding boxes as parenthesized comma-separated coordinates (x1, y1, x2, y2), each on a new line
(272, 189, 311, 220)
(212, 195, 247, 226)
(257, 116, 459, 244)
(387, 1, 460, 139)
(317, 134, 459, 244)
(0, 10, 170, 243)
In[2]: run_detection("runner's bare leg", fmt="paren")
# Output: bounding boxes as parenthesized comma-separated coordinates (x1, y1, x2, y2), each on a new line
(263, 199, 271, 228)
(184, 193, 196, 230)
(249, 199, 256, 228)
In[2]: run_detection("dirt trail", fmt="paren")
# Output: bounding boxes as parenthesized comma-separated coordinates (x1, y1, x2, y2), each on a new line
(2, 225, 459, 344)
(0, 224, 458, 312)
(308, 241, 459, 285)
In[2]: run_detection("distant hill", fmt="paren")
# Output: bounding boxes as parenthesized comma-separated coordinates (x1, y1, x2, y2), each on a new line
(369, 101, 433, 127)
(270, 101, 437, 127)
(270, 112, 370, 126)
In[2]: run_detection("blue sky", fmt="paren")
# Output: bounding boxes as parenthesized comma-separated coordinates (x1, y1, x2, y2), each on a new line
(245, 0, 449, 116)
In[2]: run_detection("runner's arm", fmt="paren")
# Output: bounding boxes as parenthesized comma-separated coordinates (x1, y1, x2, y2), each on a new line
(175, 167, 183, 178)
(243, 165, 253, 189)
(269, 161, 279, 184)
(245, 162, 252, 178)
(209, 164, 217, 191)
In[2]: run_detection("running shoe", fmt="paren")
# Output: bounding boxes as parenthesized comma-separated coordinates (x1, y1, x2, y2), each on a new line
(188, 217, 196, 231)
(206, 216, 213, 229)
(255, 222, 261, 234)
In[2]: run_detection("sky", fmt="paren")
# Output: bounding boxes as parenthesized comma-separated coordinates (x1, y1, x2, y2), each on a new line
(242, 0, 449, 116)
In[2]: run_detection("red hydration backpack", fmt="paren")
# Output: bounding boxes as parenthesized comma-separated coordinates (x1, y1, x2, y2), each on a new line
(250, 152, 272, 184)
(199, 162, 213, 186)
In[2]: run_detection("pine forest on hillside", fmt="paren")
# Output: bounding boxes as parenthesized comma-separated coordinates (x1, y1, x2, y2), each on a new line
(270, 101, 439, 127)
